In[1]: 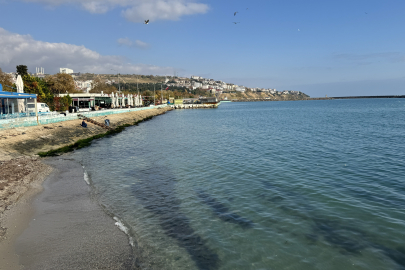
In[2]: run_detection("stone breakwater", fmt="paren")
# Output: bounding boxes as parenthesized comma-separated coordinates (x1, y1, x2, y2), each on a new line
(170, 104, 219, 109)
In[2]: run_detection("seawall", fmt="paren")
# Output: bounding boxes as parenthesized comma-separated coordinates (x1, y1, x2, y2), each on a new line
(0, 105, 168, 130)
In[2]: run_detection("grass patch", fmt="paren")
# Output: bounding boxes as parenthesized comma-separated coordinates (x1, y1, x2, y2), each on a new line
(38, 117, 153, 157)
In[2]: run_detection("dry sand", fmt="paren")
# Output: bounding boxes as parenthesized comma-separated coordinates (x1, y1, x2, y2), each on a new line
(0, 106, 173, 269)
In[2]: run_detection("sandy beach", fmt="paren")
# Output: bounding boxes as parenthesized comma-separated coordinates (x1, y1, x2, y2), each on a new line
(0, 106, 172, 269)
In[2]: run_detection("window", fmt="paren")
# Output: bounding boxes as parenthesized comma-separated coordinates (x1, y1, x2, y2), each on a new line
(28, 104, 35, 108)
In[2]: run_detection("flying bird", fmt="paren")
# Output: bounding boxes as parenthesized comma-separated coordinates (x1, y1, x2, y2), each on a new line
(234, 12, 238, 16)
(233, 22, 240, 24)
(144, 20, 149, 24)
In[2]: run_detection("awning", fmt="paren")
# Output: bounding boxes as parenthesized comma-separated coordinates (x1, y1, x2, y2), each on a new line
(0, 90, 37, 99)
(72, 98, 95, 101)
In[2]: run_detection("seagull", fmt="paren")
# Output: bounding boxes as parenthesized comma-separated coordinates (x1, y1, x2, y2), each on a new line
(233, 22, 240, 24)
(144, 20, 149, 24)
(234, 12, 238, 16)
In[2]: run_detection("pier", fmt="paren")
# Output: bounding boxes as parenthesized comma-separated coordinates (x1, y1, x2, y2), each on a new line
(170, 104, 219, 109)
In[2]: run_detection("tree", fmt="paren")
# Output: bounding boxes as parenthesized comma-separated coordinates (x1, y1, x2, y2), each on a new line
(16, 65, 28, 77)
(0, 68, 14, 91)
(90, 77, 117, 94)
(22, 74, 49, 98)
(46, 73, 76, 94)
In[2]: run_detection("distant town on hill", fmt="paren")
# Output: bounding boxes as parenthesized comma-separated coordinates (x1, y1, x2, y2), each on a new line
(2, 66, 310, 101)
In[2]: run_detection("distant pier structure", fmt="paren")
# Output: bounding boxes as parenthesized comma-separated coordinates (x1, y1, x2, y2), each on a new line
(310, 95, 405, 100)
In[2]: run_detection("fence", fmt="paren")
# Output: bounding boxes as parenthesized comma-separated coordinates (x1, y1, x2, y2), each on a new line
(0, 105, 167, 130)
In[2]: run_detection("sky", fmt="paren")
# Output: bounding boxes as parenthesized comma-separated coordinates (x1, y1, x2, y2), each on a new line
(0, 0, 404, 97)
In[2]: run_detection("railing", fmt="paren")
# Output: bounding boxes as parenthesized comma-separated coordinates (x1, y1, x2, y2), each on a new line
(0, 111, 55, 120)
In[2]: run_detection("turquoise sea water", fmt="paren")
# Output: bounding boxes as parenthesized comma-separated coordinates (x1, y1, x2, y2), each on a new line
(71, 99, 405, 270)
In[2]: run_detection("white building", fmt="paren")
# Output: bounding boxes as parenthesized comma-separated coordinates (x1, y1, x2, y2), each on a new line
(75, 80, 93, 93)
(193, 82, 202, 88)
(60, 68, 74, 74)
(235, 86, 246, 92)
(35, 67, 45, 75)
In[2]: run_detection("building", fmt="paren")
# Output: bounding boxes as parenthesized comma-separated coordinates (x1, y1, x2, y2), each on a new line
(75, 80, 93, 93)
(59, 93, 112, 109)
(60, 68, 74, 74)
(235, 86, 246, 92)
(193, 82, 202, 88)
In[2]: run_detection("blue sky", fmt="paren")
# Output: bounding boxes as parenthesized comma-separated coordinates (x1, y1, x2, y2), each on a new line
(0, 0, 404, 97)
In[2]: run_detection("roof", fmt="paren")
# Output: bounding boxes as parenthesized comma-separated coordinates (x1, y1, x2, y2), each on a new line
(0, 89, 37, 99)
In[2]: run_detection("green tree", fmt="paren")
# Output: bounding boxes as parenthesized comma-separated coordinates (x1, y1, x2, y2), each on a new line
(23, 74, 48, 98)
(16, 65, 28, 77)
(46, 73, 76, 94)
(0, 68, 14, 91)
(90, 77, 117, 94)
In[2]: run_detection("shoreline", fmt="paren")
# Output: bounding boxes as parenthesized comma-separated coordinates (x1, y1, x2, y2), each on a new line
(14, 158, 136, 269)
(0, 106, 173, 269)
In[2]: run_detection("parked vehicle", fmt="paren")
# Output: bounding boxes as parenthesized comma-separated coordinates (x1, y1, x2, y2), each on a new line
(27, 102, 50, 113)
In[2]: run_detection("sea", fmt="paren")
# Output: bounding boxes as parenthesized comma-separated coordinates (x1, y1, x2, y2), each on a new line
(70, 99, 405, 270)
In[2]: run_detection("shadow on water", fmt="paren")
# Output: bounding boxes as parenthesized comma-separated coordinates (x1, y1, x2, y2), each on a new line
(196, 190, 254, 229)
(346, 186, 405, 209)
(131, 168, 219, 270)
(260, 181, 405, 269)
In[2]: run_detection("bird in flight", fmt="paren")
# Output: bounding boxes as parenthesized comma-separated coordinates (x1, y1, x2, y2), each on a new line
(144, 20, 149, 24)
(233, 22, 240, 24)
(234, 12, 238, 16)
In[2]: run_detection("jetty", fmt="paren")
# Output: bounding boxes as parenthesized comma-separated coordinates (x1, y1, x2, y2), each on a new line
(309, 95, 405, 100)
(169, 97, 220, 109)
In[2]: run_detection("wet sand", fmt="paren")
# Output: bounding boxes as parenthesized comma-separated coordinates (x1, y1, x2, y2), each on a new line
(13, 158, 136, 270)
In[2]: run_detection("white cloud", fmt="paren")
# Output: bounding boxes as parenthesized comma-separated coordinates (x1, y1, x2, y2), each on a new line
(0, 28, 174, 75)
(21, 0, 209, 20)
(122, 0, 209, 22)
(117, 37, 150, 49)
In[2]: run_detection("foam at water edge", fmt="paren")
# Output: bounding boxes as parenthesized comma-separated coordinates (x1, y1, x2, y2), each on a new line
(83, 171, 90, 185)
(114, 217, 135, 247)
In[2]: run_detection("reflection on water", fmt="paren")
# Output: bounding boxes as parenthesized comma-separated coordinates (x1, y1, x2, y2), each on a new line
(72, 100, 405, 270)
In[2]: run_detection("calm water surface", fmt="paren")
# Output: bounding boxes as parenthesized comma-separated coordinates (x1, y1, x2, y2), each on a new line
(71, 99, 405, 270)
